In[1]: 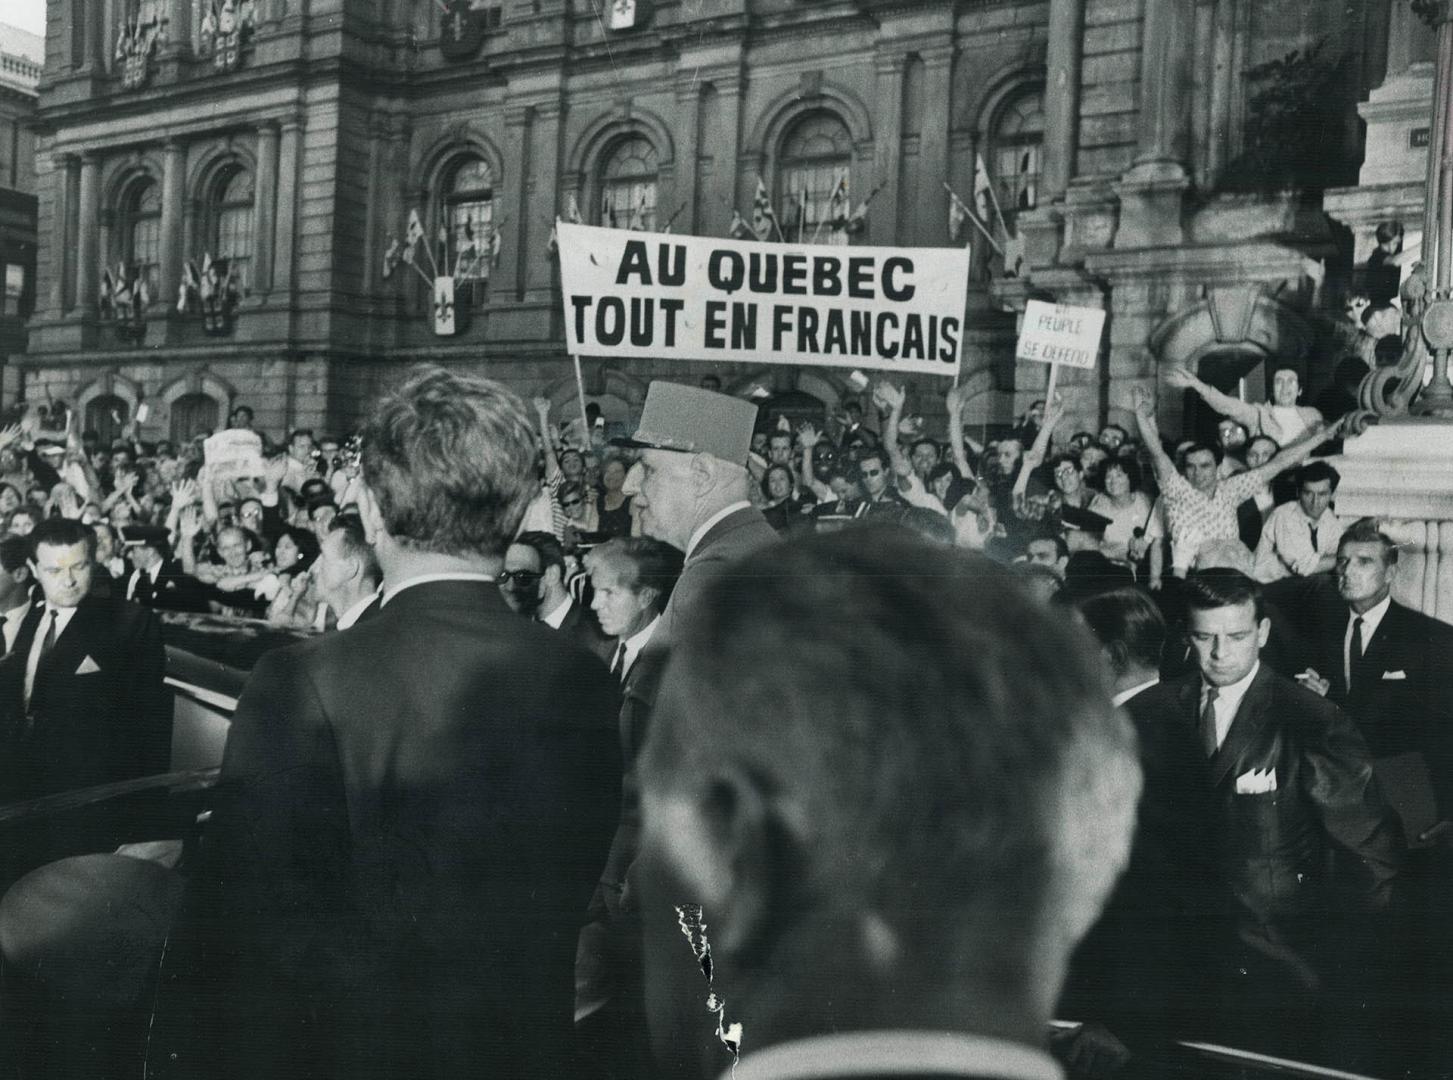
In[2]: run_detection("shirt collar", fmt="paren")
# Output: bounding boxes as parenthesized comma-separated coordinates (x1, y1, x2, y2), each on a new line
(721, 1030, 1063, 1080)
(540, 595, 573, 629)
(687, 501, 752, 560)
(1112, 676, 1159, 708)
(381, 572, 500, 608)
(1351, 593, 1393, 639)
(1203, 660, 1259, 713)
(4, 602, 30, 623)
(620, 614, 660, 672)
(336, 588, 381, 630)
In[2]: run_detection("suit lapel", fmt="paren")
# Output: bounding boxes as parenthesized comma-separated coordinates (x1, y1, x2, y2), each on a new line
(1209, 666, 1275, 789)
(38, 603, 96, 692)
(1358, 602, 1404, 681)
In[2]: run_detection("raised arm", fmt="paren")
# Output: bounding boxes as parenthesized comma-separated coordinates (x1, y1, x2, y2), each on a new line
(532, 397, 562, 482)
(944, 386, 977, 482)
(873, 382, 915, 493)
(1012, 396, 1063, 504)
(1163, 367, 1260, 429)
(1130, 386, 1176, 485)
(1244, 416, 1345, 487)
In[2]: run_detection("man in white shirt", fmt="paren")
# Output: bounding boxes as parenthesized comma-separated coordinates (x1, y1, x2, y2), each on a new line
(314, 517, 381, 631)
(1254, 462, 1346, 583)
(584, 537, 682, 684)
(0, 535, 34, 656)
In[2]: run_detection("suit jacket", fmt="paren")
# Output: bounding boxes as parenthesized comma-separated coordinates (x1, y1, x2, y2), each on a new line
(159, 580, 622, 1080)
(1268, 577, 1453, 814)
(554, 596, 616, 664)
(656, 505, 777, 646)
(0, 595, 168, 802)
(1152, 668, 1401, 939)
(123, 559, 212, 614)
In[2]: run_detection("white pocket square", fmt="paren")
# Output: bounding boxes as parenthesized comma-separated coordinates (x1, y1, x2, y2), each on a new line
(1382, 670, 1408, 680)
(1235, 768, 1277, 795)
(75, 655, 101, 675)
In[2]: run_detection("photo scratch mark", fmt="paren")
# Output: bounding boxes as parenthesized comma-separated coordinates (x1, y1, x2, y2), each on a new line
(675, 903, 742, 1072)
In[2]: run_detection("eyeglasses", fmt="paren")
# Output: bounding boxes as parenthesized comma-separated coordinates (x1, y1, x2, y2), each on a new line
(561, 498, 584, 508)
(496, 570, 543, 586)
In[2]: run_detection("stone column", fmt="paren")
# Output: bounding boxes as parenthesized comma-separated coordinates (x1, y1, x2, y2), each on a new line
(1114, 0, 1193, 248)
(870, 53, 906, 244)
(712, 73, 744, 225)
(252, 122, 280, 295)
(75, 153, 100, 311)
(361, 116, 384, 295)
(166, 0, 192, 54)
(526, 100, 564, 296)
(272, 116, 303, 296)
(83, 0, 106, 69)
(494, 105, 529, 302)
(673, 75, 702, 236)
(159, 139, 186, 310)
(51, 155, 77, 313)
(1041, 0, 1084, 201)
(917, 46, 953, 246)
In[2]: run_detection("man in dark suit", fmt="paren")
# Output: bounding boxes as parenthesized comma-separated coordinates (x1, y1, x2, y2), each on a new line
(633, 531, 1141, 1080)
(1140, 568, 1402, 1060)
(615, 381, 777, 647)
(1267, 518, 1453, 838)
(118, 525, 210, 614)
(156, 368, 623, 1080)
(0, 518, 168, 803)
(504, 529, 615, 663)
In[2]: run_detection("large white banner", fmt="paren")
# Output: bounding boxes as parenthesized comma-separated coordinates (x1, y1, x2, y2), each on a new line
(556, 222, 971, 377)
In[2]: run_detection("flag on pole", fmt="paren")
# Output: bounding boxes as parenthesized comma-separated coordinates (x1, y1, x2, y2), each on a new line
(827, 174, 849, 225)
(113, 263, 133, 309)
(629, 191, 648, 231)
(136, 270, 151, 310)
(547, 194, 585, 258)
(729, 209, 753, 239)
(100, 269, 114, 318)
(973, 153, 995, 227)
(752, 176, 780, 242)
(949, 191, 967, 240)
(565, 193, 583, 224)
(405, 209, 426, 247)
(199, 254, 215, 303)
(601, 188, 614, 228)
(382, 235, 402, 279)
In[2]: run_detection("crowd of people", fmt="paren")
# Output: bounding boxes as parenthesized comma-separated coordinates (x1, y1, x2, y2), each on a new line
(0, 361, 1447, 1080)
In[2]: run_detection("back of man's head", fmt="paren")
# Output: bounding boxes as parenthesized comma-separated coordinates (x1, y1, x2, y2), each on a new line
(361, 366, 537, 557)
(0, 535, 29, 577)
(637, 529, 1140, 1049)
(1078, 587, 1166, 679)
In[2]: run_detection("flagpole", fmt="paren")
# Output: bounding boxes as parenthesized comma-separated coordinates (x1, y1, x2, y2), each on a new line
(571, 354, 592, 444)
(943, 182, 1003, 256)
(797, 190, 807, 244)
(980, 158, 1009, 234)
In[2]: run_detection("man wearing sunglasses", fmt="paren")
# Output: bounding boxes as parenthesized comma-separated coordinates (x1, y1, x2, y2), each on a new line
(502, 530, 614, 663)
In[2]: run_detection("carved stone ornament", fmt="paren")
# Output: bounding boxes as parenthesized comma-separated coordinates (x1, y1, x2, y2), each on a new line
(197, 0, 257, 72)
(115, 8, 161, 90)
(607, 0, 651, 32)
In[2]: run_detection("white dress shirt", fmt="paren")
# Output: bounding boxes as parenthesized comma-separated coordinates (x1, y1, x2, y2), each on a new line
(1201, 661, 1260, 751)
(1112, 676, 1160, 708)
(722, 1031, 1062, 1080)
(1253, 502, 1346, 582)
(686, 501, 752, 560)
(25, 604, 80, 708)
(613, 615, 660, 680)
(2, 601, 32, 655)
(1345, 593, 1393, 688)
(126, 560, 162, 601)
(540, 596, 573, 629)
(335, 589, 382, 631)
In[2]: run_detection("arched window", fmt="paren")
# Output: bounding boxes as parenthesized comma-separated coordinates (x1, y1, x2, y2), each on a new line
(777, 110, 852, 246)
(119, 178, 161, 299)
(84, 394, 130, 449)
(170, 392, 220, 443)
(442, 156, 495, 282)
(210, 166, 255, 293)
(991, 91, 1044, 214)
(597, 136, 657, 232)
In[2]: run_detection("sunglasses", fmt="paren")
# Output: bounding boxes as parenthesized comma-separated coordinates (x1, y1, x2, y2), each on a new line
(496, 570, 542, 586)
(561, 498, 583, 508)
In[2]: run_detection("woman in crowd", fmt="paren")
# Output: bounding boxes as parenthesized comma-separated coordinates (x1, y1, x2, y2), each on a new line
(595, 456, 633, 539)
(1089, 458, 1152, 563)
(760, 464, 811, 533)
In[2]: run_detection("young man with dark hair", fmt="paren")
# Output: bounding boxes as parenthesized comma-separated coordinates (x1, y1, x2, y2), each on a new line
(1253, 460, 1345, 582)
(0, 517, 167, 801)
(313, 517, 382, 630)
(1131, 567, 1401, 1059)
(505, 529, 614, 662)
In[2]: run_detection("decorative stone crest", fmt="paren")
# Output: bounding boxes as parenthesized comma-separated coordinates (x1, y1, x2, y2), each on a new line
(198, 0, 257, 72)
(115, 8, 161, 90)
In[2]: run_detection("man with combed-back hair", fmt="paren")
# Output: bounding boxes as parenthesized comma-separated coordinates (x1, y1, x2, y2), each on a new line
(633, 527, 1142, 1080)
(155, 366, 623, 1080)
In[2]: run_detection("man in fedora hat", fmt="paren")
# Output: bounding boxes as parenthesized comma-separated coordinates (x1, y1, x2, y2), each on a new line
(616, 381, 778, 647)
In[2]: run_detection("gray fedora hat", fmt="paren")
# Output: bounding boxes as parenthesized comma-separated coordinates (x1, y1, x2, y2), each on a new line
(613, 381, 759, 466)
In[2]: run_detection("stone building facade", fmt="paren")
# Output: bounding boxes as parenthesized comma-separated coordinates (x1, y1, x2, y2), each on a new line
(0, 22, 40, 376)
(18, 0, 1411, 441)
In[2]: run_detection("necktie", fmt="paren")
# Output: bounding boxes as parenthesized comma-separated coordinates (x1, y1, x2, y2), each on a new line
(1349, 616, 1364, 690)
(610, 643, 627, 681)
(1199, 687, 1220, 758)
(24, 609, 56, 712)
(1308, 523, 1319, 554)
